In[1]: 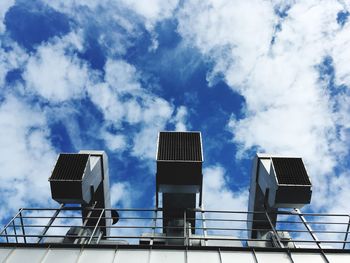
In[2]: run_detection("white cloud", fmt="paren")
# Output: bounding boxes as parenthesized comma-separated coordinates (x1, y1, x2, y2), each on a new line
(178, 0, 276, 88)
(45, 0, 180, 55)
(44, 0, 109, 11)
(129, 96, 173, 159)
(177, 0, 350, 211)
(43, 0, 142, 57)
(332, 14, 350, 87)
(0, 0, 15, 33)
(20, 39, 180, 161)
(0, 95, 57, 220)
(0, 42, 28, 87)
(102, 130, 127, 151)
(172, 106, 188, 131)
(110, 182, 132, 207)
(23, 35, 89, 102)
(119, 0, 179, 23)
(88, 59, 175, 158)
(203, 165, 248, 211)
(322, 171, 350, 213)
(104, 60, 142, 95)
(87, 82, 125, 126)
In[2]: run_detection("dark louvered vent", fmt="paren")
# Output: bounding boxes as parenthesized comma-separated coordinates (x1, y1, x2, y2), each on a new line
(157, 132, 202, 161)
(50, 154, 89, 181)
(272, 157, 311, 185)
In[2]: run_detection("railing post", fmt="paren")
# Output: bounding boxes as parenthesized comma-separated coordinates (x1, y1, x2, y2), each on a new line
(201, 206, 208, 246)
(12, 221, 18, 243)
(74, 202, 97, 244)
(37, 203, 64, 243)
(88, 208, 104, 244)
(19, 209, 26, 244)
(343, 215, 350, 249)
(4, 229, 9, 243)
(264, 210, 284, 248)
(150, 209, 158, 246)
(184, 209, 188, 246)
(265, 210, 297, 263)
(294, 208, 329, 263)
(96, 231, 103, 244)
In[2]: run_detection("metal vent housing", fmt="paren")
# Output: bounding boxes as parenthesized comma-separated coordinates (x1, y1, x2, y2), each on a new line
(49, 153, 103, 204)
(248, 154, 313, 238)
(156, 131, 204, 237)
(49, 151, 112, 236)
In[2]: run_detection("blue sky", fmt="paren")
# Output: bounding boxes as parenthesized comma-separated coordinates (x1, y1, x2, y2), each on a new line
(1, 0, 350, 226)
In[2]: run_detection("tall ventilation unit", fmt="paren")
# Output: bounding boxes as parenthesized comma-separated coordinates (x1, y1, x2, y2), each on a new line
(248, 154, 312, 240)
(49, 150, 113, 237)
(156, 131, 203, 243)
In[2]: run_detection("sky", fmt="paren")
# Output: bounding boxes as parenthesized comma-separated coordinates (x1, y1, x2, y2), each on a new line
(1, 0, 350, 227)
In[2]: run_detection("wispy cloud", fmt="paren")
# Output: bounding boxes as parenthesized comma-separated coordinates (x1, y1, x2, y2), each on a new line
(1, 0, 350, 231)
(0, 95, 56, 219)
(203, 165, 248, 211)
(177, 0, 350, 212)
(0, 0, 15, 33)
(0, 0, 189, 223)
(23, 34, 89, 102)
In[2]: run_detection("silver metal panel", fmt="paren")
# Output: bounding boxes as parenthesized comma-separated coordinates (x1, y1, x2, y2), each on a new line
(325, 253, 350, 262)
(187, 251, 220, 263)
(206, 237, 243, 247)
(78, 249, 115, 263)
(80, 150, 112, 234)
(255, 251, 292, 263)
(221, 251, 255, 263)
(0, 248, 13, 262)
(43, 248, 80, 263)
(290, 253, 326, 262)
(6, 248, 47, 263)
(114, 249, 149, 263)
(150, 250, 185, 263)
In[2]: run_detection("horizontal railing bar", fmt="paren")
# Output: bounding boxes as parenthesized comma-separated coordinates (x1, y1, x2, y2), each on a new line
(16, 216, 350, 226)
(191, 218, 251, 222)
(276, 221, 349, 225)
(18, 207, 350, 217)
(0, 234, 95, 238)
(288, 239, 350, 244)
(191, 209, 350, 217)
(6, 225, 350, 235)
(188, 217, 350, 226)
(21, 208, 163, 212)
(16, 217, 350, 226)
(9, 222, 350, 234)
(9, 225, 164, 229)
(3, 233, 350, 245)
(14, 216, 163, 220)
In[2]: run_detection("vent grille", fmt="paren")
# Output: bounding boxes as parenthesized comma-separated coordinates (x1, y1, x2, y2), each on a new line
(157, 132, 202, 161)
(272, 157, 311, 185)
(50, 154, 89, 180)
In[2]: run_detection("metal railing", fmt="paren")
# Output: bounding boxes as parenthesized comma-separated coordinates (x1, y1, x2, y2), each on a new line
(1, 207, 350, 250)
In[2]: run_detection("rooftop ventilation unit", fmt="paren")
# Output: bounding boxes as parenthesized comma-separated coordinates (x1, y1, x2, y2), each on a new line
(156, 131, 203, 240)
(49, 150, 113, 236)
(248, 154, 312, 239)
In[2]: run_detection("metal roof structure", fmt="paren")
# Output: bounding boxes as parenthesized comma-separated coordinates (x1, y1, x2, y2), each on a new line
(1, 206, 350, 262)
(0, 132, 349, 262)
